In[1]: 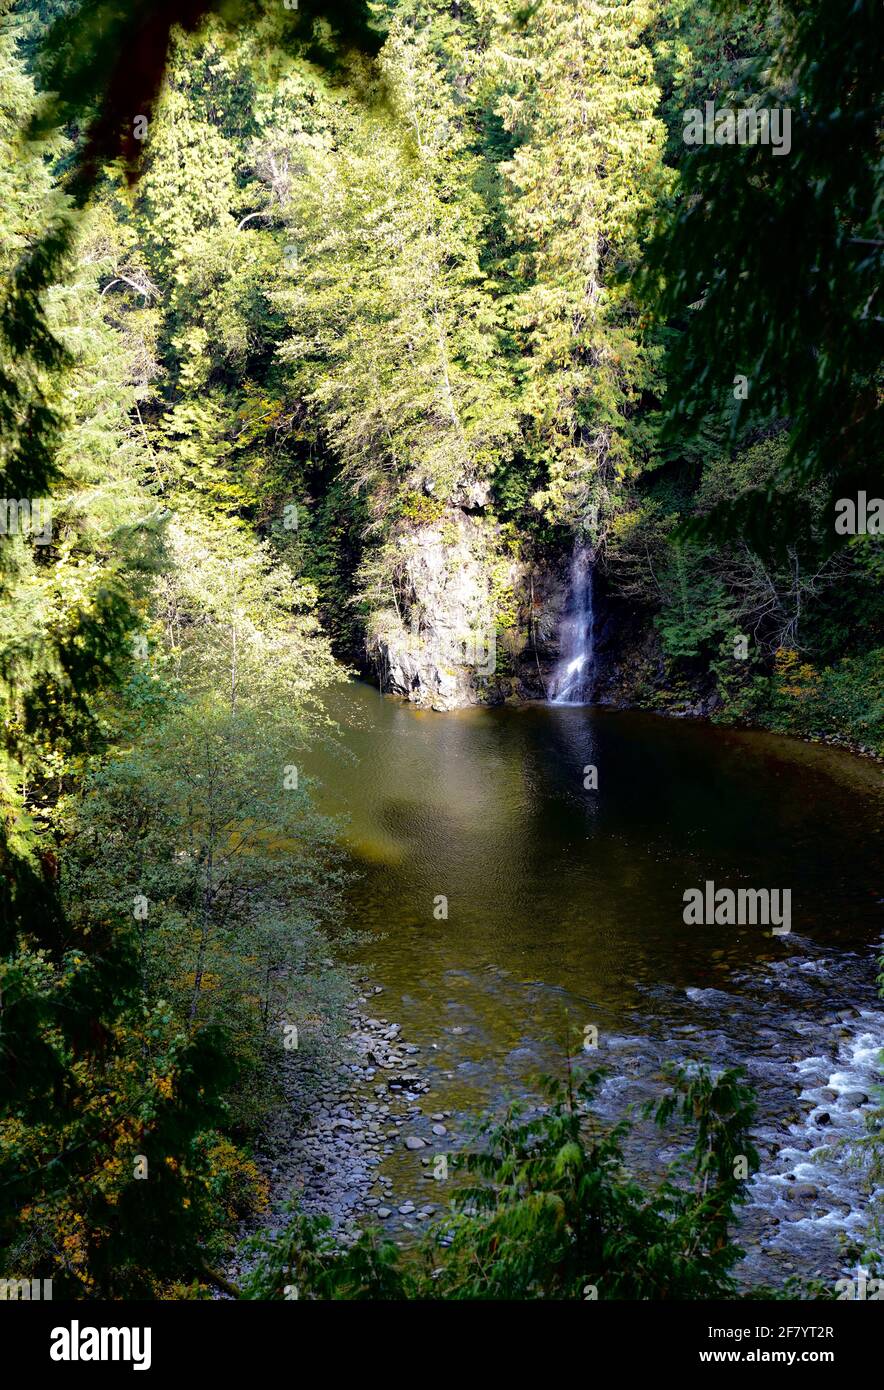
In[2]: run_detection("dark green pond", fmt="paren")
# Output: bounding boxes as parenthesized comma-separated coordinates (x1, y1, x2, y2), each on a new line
(307, 681, 883, 1285)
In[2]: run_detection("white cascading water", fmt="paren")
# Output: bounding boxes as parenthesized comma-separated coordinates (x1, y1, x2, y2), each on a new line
(548, 544, 595, 705)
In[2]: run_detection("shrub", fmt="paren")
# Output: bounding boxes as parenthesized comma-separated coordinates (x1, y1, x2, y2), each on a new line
(241, 1062, 760, 1301)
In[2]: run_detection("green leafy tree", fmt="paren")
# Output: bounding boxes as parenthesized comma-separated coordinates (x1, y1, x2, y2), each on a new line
(241, 1062, 760, 1300)
(61, 694, 350, 1116)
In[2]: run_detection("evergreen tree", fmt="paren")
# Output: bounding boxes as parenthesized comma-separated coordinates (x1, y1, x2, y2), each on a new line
(640, 0, 883, 547)
(490, 0, 665, 537)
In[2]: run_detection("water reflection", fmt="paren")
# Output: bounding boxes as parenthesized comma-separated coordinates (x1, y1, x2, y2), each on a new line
(302, 685, 883, 1279)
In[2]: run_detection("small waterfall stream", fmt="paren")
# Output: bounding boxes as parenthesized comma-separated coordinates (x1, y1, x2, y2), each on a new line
(548, 544, 595, 705)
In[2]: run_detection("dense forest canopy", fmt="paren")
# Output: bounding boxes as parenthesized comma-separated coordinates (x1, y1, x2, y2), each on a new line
(0, 0, 881, 1303)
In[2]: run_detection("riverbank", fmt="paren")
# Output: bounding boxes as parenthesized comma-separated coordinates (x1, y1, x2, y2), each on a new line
(233, 943, 883, 1295)
(229, 980, 458, 1285)
(229, 683, 883, 1295)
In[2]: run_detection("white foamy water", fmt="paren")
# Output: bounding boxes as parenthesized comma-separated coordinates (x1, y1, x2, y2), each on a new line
(549, 545, 595, 705)
(742, 996, 884, 1282)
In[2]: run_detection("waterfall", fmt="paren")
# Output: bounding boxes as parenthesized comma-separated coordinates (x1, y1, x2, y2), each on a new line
(548, 545, 595, 705)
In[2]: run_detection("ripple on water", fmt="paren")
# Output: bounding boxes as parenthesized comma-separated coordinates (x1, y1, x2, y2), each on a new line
(306, 685, 883, 1289)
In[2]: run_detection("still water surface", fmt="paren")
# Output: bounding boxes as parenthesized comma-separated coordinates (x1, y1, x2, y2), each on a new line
(306, 682, 883, 1285)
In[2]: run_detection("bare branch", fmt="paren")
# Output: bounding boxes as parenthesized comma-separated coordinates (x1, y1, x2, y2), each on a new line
(236, 210, 274, 231)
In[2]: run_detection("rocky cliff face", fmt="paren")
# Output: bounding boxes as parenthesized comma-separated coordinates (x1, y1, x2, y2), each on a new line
(366, 512, 511, 711)
(365, 510, 570, 710)
(363, 515, 703, 714)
